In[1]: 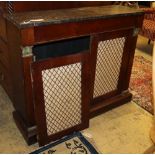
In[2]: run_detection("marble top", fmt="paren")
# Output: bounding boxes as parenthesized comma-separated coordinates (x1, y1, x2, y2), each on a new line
(5, 5, 143, 28)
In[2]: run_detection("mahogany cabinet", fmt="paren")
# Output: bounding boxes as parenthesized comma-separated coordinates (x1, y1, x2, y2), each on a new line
(0, 5, 144, 145)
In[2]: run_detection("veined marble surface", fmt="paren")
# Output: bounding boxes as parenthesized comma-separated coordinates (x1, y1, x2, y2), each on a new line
(4, 5, 143, 28)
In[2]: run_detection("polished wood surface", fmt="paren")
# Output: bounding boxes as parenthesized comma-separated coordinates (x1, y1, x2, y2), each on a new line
(0, 15, 7, 42)
(21, 15, 142, 46)
(0, 38, 9, 69)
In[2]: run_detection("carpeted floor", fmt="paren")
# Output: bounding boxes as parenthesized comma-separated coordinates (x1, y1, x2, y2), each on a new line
(130, 55, 153, 114)
(31, 132, 98, 154)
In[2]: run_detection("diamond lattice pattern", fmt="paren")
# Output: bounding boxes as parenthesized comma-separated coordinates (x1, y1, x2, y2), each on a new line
(42, 63, 82, 136)
(93, 37, 126, 98)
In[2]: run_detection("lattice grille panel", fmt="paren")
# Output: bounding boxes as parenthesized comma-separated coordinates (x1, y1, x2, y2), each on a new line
(42, 63, 82, 136)
(93, 37, 126, 97)
(7, 2, 14, 15)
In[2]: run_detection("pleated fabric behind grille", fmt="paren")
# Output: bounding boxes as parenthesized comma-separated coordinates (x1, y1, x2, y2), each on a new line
(93, 37, 126, 98)
(41, 63, 82, 136)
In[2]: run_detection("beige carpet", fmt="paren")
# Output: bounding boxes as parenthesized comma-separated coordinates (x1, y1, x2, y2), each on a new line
(0, 35, 154, 153)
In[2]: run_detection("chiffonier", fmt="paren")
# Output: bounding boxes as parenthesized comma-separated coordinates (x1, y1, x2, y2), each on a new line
(0, 2, 144, 146)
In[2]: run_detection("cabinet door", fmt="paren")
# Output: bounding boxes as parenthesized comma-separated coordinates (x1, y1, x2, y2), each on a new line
(31, 52, 90, 146)
(90, 29, 136, 105)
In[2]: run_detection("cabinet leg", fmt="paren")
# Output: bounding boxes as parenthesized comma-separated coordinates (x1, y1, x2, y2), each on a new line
(13, 111, 37, 145)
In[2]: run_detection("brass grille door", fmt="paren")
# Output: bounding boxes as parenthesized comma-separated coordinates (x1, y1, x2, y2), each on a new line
(32, 53, 90, 146)
(90, 29, 133, 105)
(93, 37, 125, 98)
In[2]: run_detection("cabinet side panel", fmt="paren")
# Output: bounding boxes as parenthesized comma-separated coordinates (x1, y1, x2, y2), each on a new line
(7, 21, 31, 124)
